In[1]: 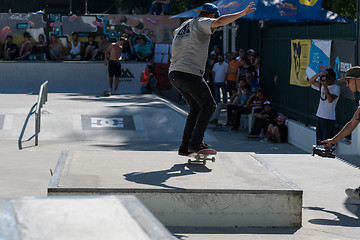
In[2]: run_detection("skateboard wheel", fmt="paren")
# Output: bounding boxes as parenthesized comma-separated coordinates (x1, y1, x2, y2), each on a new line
(211, 157, 215, 162)
(203, 160, 206, 165)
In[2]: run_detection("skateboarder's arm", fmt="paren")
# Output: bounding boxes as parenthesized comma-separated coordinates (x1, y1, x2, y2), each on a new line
(323, 108, 360, 146)
(211, 2, 256, 28)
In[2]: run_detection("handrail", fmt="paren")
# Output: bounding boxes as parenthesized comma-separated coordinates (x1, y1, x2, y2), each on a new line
(35, 81, 48, 146)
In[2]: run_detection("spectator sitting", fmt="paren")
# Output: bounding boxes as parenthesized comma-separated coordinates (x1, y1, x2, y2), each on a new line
(135, 37, 152, 61)
(248, 101, 278, 138)
(210, 81, 250, 125)
(33, 34, 48, 61)
(228, 88, 266, 131)
(64, 32, 81, 61)
(266, 115, 288, 143)
(49, 35, 63, 61)
(3, 35, 18, 60)
(246, 72, 259, 93)
(84, 34, 99, 61)
(17, 32, 33, 60)
(140, 64, 157, 94)
(121, 34, 132, 61)
(212, 54, 228, 104)
(98, 35, 110, 60)
(148, 0, 171, 15)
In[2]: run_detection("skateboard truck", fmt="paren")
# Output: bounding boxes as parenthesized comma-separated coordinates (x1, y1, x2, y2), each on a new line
(187, 149, 216, 165)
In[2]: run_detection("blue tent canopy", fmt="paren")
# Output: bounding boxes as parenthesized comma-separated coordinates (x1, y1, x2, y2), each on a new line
(171, 0, 353, 23)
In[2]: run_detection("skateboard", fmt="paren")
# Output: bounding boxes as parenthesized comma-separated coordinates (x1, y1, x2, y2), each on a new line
(312, 144, 335, 158)
(103, 91, 111, 97)
(187, 149, 217, 165)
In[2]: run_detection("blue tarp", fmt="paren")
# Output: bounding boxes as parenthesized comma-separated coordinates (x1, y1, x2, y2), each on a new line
(171, 0, 353, 23)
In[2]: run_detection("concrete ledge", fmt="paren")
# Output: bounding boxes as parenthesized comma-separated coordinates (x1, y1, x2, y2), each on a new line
(0, 195, 173, 240)
(0, 61, 147, 94)
(48, 150, 303, 228)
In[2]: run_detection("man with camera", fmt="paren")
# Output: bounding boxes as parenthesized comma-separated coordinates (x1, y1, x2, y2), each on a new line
(323, 66, 360, 200)
(309, 69, 341, 145)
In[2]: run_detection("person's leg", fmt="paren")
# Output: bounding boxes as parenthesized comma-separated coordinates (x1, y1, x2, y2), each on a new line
(162, 4, 171, 14)
(213, 82, 220, 103)
(227, 104, 236, 124)
(221, 82, 227, 103)
(169, 71, 216, 151)
(212, 103, 225, 122)
(272, 126, 280, 143)
(323, 119, 335, 141)
(108, 61, 114, 91)
(316, 117, 323, 144)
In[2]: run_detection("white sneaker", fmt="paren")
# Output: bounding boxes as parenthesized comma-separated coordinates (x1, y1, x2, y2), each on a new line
(345, 187, 360, 200)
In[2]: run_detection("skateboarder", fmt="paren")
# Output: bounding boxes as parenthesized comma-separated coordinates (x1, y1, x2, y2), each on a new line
(323, 66, 360, 200)
(104, 37, 126, 94)
(168, 2, 256, 156)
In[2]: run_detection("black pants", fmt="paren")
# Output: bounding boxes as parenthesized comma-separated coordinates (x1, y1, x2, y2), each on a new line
(169, 71, 216, 147)
(250, 118, 269, 135)
(227, 105, 251, 127)
(316, 116, 335, 144)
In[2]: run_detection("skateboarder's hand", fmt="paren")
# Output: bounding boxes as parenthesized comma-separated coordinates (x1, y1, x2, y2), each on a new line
(104, 60, 108, 66)
(322, 139, 335, 148)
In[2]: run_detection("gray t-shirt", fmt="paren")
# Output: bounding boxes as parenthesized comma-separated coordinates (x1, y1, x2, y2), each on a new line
(169, 17, 216, 77)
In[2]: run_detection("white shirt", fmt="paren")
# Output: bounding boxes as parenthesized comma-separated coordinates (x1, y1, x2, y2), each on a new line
(212, 62, 228, 83)
(316, 84, 341, 120)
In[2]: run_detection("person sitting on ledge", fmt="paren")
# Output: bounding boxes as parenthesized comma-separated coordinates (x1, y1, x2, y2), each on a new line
(64, 32, 82, 61)
(17, 32, 33, 60)
(140, 64, 157, 94)
(148, 0, 171, 15)
(49, 35, 63, 61)
(84, 34, 99, 61)
(3, 35, 18, 61)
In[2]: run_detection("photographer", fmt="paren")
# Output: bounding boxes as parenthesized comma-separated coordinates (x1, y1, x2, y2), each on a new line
(309, 69, 340, 145)
(323, 66, 360, 200)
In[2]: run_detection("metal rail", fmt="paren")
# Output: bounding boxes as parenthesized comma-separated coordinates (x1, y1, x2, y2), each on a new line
(35, 81, 48, 146)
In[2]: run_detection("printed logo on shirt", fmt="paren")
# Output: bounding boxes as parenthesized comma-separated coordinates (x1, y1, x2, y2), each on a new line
(175, 23, 190, 40)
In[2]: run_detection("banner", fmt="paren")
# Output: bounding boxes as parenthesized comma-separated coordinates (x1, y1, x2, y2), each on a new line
(290, 39, 311, 86)
(306, 40, 331, 80)
(330, 40, 356, 99)
(298, 0, 323, 20)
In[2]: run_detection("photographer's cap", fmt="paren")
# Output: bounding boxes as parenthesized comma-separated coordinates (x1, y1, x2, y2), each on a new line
(195, 3, 221, 17)
(338, 66, 360, 82)
(263, 101, 271, 105)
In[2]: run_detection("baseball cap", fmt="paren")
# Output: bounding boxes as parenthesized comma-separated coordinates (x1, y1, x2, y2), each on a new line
(274, 115, 287, 123)
(263, 101, 271, 105)
(338, 66, 360, 82)
(195, 3, 221, 17)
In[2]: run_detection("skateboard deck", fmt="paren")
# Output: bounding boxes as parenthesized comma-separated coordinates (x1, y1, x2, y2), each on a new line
(187, 149, 217, 165)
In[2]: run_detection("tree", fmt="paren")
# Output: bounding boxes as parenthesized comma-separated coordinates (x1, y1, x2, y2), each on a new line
(322, 0, 357, 21)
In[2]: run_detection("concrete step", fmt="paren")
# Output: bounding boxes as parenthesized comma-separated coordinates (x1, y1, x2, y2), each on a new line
(48, 150, 303, 228)
(0, 195, 173, 240)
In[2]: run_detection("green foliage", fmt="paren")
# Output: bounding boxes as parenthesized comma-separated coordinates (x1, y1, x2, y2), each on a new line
(322, 0, 357, 21)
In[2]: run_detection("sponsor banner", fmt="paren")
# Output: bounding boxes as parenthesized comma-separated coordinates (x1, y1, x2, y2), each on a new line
(306, 40, 331, 81)
(290, 39, 311, 87)
(330, 40, 356, 99)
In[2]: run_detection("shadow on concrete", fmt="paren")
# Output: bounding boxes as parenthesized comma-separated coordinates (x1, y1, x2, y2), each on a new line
(304, 206, 360, 227)
(18, 102, 37, 150)
(336, 155, 360, 169)
(124, 164, 212, 189)
(169, 227, 299, 239)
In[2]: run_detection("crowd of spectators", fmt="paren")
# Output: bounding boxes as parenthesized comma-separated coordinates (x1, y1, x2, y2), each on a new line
(0, 32, 154, 62)
(207, 46, 288, 143)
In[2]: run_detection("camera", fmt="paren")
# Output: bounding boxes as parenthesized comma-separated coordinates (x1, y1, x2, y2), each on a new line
(320, 75, 329, 82)
(312, 144, 335, 158)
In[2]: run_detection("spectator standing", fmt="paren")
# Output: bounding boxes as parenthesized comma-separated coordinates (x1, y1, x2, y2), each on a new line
(322, 66, 360, 200)
(148, 0, 171, 15)
(84, 34, 99, 60)
(64, 32, 82, 61)
(309, 69, 340, 144)
(17, 32, 33, 60)
(135, 37, 152, 61)
(226, 52, 240, 95)
(3, 35, 18, 60)
(212, 54, 228, 103)
(236, 48, 245, 61)
(104, 37, 126, 94)
(49, 35, 63, 61)
(238, 57, 255, 80)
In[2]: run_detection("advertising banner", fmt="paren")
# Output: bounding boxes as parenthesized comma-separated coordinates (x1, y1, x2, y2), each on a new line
(290, 39, 311, 87)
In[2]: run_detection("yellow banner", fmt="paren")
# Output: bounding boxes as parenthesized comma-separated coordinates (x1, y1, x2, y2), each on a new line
(290, 39, 311, 87)
(299, 0, 319, 7)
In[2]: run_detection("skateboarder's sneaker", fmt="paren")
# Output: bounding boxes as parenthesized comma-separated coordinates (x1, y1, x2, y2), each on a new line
(345, 187, 360, 200)
(178, 145, 191, 156)
(188, 142, 214, 153)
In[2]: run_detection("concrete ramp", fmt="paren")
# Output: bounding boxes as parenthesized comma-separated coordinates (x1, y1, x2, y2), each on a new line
(48, 150, 303, 228)
(0, 195, 173, 240)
